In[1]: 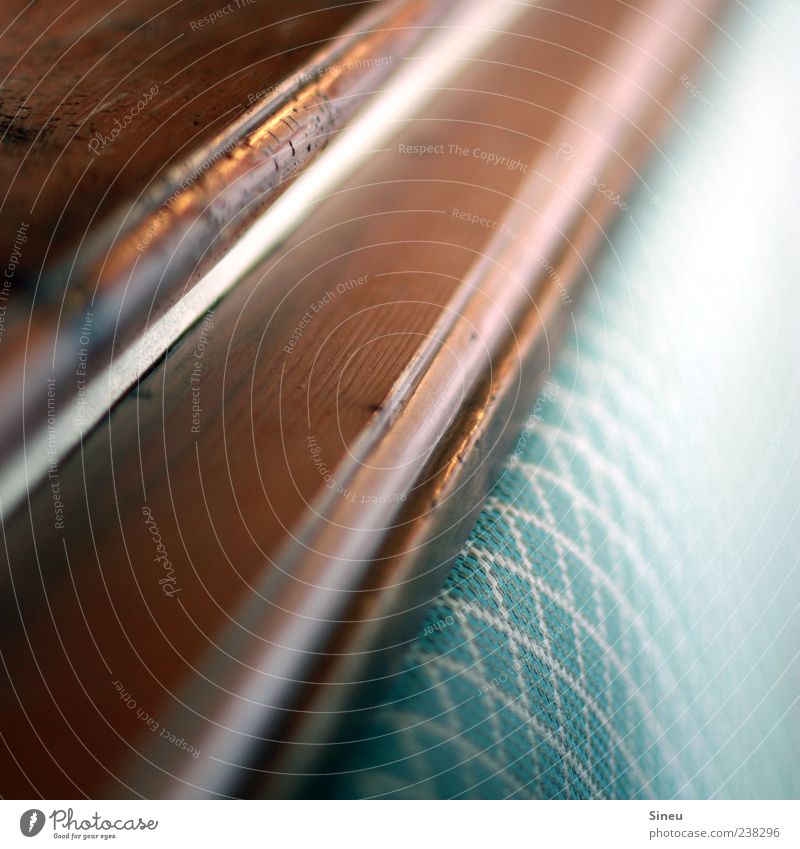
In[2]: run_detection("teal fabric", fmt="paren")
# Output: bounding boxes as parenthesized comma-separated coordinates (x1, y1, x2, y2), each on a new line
(324, 2, 800, 799)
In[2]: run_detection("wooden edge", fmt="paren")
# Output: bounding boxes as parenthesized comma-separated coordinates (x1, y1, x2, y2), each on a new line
(120, 0, 729, 797)
(0, 0, 457, 515)
(0, 0, 732, 800)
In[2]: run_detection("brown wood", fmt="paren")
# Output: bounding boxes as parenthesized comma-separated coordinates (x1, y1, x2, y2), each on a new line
(0, 0, 730, 798)
(0, 0, 364, 290)
(0, 0, 456, 479)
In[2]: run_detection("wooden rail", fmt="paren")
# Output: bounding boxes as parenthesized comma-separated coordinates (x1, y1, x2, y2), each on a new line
(0, 0, 729, 798)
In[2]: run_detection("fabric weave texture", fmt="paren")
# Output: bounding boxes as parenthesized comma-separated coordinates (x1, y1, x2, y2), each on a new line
(327, 1, 800, 799)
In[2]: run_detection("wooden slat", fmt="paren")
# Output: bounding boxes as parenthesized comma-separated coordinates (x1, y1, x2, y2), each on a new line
(0, 0, 729, 798)
(0, 0, 457, 498)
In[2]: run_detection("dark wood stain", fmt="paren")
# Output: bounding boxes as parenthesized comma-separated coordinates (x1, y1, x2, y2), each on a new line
(0, 0, 730, 798)
(0, 0, 359, 279)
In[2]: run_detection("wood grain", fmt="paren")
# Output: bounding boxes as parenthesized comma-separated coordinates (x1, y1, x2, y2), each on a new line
(0, 0, 730, 798)
(0, 0, 456, 483)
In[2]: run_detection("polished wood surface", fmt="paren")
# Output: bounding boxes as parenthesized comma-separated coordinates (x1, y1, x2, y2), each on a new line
(1, 0, 357, 283)
(0, 0, 454, 477)
(0, 0, 729, 798)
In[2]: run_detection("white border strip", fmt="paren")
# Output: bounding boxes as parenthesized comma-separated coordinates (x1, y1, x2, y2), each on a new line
(4, 800, 798, 847)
